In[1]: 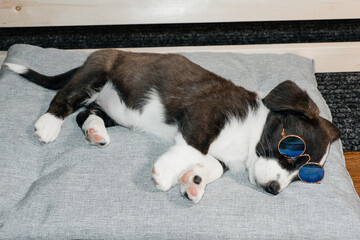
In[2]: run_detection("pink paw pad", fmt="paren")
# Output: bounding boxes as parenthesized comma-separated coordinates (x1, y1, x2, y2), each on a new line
(188, 186, 198, 196)
(89, 128, 96, 134)
(152, 167, 159, 185)
(180, 168, 206, 204)
(86, 128, 104, 143)
(89, 128, 103, 140)
(180, 170, 193, 184)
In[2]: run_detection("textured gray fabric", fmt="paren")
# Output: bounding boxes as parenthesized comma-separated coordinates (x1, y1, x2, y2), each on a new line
(0, 44, 359, 239)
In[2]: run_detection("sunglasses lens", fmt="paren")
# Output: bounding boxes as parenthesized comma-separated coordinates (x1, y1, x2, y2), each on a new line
(279, 136, 305, 158)
(298, 163, 324, 183)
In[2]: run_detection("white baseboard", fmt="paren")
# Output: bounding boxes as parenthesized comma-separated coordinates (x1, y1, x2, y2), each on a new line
(2, 42, 360, 73)
(111, 42, 360, 73)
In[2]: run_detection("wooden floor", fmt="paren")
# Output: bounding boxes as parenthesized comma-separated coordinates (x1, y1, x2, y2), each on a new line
(345, 151, 360, 197)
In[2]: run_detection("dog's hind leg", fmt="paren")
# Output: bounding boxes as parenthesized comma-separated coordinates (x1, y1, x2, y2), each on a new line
(76, 103, 117, 147)
(35, 66, 108, 143)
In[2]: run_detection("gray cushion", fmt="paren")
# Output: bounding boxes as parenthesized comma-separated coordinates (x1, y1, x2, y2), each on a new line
(0, 44, 359, 239)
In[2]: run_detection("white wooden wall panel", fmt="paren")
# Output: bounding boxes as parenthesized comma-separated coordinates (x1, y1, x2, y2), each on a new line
(1, 0, 360, 27)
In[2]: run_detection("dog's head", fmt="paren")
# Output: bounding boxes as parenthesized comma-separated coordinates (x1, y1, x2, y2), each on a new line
(250, 80, 340, 195)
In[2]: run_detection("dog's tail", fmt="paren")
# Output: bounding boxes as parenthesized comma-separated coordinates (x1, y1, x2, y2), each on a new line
(5, 63, 79, 90)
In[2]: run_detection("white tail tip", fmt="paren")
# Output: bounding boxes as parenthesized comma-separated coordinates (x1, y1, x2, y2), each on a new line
(5, 63, 28, 74)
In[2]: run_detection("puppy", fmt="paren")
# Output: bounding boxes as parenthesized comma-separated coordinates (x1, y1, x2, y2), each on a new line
(5, 50, 340, 203)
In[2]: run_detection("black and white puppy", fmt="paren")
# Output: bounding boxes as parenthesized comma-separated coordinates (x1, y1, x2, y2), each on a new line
(5, 50, 340, 203)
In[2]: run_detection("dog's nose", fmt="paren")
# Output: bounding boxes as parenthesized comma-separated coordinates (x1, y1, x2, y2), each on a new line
(265, 181, 280, 195)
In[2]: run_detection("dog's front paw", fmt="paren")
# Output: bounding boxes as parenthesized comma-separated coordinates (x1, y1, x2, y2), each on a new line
(152, 161, 179, 192)
(82, 115, 110, 147)
(34, 113, 64, 143)
(180, 166, 206, 204)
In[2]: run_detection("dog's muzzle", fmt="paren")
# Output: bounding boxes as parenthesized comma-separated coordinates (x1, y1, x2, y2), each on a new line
(264, 181, 280, 195)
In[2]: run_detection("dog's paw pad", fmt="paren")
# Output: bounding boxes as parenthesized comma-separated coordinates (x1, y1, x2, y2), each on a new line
(188, 186, 198, 197)
(152, 167, 160, 185)
(85, 128, 109, 147)
(87, 128, 103, 141)
(180, 170, 205, 204)
(193, 175, 202, 185)
(180, 170, 193, 184)
(82, 115, 110, 147)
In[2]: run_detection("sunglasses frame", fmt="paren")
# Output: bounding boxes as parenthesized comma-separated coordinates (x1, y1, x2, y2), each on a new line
(278, 129, 307, 158)
(278, 129, 325, 184)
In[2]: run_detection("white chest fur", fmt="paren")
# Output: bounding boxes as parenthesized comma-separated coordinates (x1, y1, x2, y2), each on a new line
(208, 102, 269, 172)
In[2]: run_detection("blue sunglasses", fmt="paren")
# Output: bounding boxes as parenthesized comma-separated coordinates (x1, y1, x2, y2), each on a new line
(278, 129, 325, 184)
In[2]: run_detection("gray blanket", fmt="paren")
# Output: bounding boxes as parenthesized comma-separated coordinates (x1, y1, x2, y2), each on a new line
(0, 44, 359, 239)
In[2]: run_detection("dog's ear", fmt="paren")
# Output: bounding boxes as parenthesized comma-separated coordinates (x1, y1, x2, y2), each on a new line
(319, 117, 341, 142)
(262, 80, 320, 119)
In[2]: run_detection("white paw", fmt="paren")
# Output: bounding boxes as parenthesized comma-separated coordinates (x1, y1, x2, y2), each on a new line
(151, 136, 207, 192)
(34, 113, 64, 143)
(152, 161, 180, 192)
(82, 114, 110, 147)
(180, 165, 206, 204)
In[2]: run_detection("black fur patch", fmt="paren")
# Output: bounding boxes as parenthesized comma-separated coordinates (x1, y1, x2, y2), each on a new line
(76, 103, 117, 128)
